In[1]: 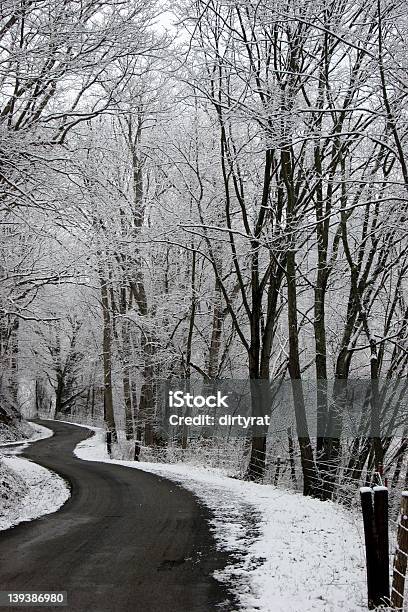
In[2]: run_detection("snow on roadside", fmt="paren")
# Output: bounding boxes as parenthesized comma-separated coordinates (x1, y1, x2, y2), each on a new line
(74, 427, 367, 612)
(0, 423, 70, 531)
(0, 456, 28, 520)
(0, 456, 70, 531)
(0, 416, 34, 444)
(0, 422, 53, 448)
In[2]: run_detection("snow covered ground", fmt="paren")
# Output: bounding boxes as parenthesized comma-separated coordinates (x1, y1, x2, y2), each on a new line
(0, 422, 53, 448)
(0, 414, 35, 443)
(74, 426, 367, 612)
(0, 424, 70, 531)
(0, 456, 70, 531)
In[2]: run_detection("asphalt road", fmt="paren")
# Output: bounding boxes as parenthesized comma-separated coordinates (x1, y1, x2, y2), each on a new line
(0, 421, 235, 612)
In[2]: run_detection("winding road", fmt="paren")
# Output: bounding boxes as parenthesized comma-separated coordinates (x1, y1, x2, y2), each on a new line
(0, 421, 235, 611)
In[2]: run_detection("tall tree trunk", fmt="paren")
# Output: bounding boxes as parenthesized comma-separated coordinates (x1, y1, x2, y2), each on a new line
(287, 248, 317, 497)
(283, 147, 317, 497)
(121, 318, 134, 441)
(207, 277, 223, 380)
(137, 333, 156, 447)
(9, 316, 19, 408)
(100, 273, 117, 443)
(182, 249, 197, 449)
(247, 277, 270, 481)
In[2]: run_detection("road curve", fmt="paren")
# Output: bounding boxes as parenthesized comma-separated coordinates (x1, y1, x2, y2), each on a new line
(0, 421, 235, 612)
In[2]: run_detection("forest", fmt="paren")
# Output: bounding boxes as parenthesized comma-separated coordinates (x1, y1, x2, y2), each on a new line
(1, 0, 408, 504)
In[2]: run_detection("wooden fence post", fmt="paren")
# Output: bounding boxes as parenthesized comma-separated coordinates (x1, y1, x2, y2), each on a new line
(287, 427, 297, 487)
(106, 430, 112, 457)
(274, 456, 281, 486)
(373, 486, 390, 606)
(391, 491, 408, 609)
(361, 487, 377, 609)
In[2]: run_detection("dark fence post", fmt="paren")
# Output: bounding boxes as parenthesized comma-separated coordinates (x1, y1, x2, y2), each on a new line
(287, 427, 297, 488)
(361, 486, 391, 609)
(373, 486, 390, 606)
(106, 430, 112, 457)
(391, 491, 408, 610)
(360, 487, 377, 609)
(274, 456, 281, 486)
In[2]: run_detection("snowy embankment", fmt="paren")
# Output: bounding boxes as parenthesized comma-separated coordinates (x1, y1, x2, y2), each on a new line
(0, 422, 53, 447)
(74, 426, 367, 612)
(0, 424, 70, 531)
